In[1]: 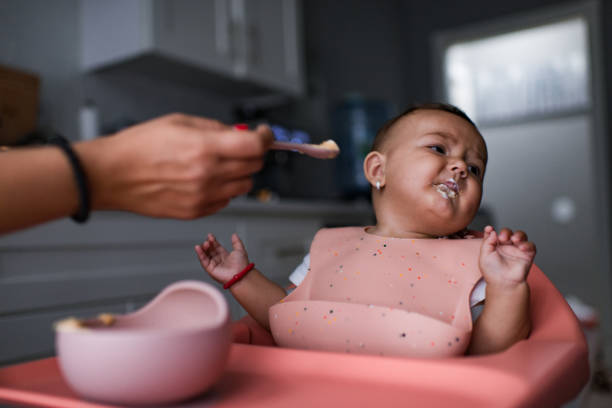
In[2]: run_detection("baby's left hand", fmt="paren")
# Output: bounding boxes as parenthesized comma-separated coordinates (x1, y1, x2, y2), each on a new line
(479, 225, 536, 289)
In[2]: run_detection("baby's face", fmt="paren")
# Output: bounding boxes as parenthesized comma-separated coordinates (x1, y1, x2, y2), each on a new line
(378, 110, 487, 236)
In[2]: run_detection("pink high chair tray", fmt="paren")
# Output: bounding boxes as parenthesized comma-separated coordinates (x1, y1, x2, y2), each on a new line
(0, 266, 588, 408)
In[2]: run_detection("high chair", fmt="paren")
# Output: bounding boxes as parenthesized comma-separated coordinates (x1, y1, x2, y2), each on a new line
(0, 265, 588, 407)
(230, 264, 589, 407)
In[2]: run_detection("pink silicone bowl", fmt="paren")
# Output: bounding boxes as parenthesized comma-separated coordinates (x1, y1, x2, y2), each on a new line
(55, 280, 231, 406)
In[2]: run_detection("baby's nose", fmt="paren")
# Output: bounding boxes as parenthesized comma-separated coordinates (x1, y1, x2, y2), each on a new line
(449, 161, 467, 177)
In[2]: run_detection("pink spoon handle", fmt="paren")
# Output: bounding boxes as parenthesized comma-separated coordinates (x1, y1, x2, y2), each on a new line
(233, 124, 339, 159)
(270, 140, 339, 159)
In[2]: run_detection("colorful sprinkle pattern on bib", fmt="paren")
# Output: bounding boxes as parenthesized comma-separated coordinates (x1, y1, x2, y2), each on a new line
(269, 227, 483, 358)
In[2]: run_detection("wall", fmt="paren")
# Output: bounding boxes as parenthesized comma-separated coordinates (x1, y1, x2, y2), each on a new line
(0, 0, 81, 140)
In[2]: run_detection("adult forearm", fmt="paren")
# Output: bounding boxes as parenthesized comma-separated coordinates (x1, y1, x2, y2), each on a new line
(229, 269, 286, 330)
(0, 136, 121, 235)
(468, 283, 531, 355)
(0, 146, 81, 234)
(1, 114, 274, 235)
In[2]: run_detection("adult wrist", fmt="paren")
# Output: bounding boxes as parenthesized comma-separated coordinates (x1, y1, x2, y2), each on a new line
(47, 135, 90, 223)
(73, 137, 117, 211)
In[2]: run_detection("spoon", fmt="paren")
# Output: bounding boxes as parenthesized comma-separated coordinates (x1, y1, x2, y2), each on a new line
(270, 139, 340, 159)
(233, 124, 340, 159)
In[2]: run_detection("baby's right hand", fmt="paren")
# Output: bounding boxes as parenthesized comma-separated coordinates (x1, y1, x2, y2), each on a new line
(194, 233, 250, 285)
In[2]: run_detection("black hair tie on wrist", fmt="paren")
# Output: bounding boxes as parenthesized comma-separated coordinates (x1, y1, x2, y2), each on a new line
(47, 134, 91, 223)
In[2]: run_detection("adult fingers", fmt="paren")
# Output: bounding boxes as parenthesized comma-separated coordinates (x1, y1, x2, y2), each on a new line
(166, 113, 229, 131)
(214, 126, 274, 159)
(216, 158, 265, 181)
(212, 177, 254, 201)
(168, 177, 253, 219)
(254, 124, 275, 148)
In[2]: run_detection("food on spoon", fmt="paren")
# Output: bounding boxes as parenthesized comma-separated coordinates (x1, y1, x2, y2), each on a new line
(317, 139, 340, 158)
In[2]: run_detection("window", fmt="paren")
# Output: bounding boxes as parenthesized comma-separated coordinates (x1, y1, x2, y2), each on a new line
(443, 18, 589, 125)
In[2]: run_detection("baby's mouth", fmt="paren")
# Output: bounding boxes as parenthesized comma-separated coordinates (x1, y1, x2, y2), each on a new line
(433, 179, 459, 199)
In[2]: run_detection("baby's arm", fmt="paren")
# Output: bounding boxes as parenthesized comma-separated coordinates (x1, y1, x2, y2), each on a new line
(468, 226, 536, 355)
(195, 233, 286, 330)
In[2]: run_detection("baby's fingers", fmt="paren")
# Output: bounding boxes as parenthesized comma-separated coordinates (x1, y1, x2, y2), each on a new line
(511, 230, 528, 244)
(519, 240, 537, 255)
(481, 226, 498, 254)
(194, 244, 211, 268)
(497, 228, 514, 243)
(231, 233, 247, 253)
(209, 234, 230, 257)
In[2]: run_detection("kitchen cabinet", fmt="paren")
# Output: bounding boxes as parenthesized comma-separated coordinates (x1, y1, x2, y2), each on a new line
(81, 0, 304, 95)
(0, 199, 372, 363)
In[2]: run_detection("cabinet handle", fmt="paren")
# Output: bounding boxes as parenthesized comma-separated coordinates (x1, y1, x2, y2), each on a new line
(229, 0, 247, 76)
(214, 0, 230, 56)
(247, 24, 260, 67)
(162, 0, 175, 33)
(283, 0, 300, 77)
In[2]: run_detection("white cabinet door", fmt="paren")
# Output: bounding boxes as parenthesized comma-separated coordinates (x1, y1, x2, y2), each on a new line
(154, 0, 233, 74)
(240, 0, 304, 95)
(81, 0, 156, 70)
(81, 0, 304, 95)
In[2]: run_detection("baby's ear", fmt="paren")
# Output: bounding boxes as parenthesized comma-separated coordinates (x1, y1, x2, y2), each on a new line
(363, 151, 386, 188)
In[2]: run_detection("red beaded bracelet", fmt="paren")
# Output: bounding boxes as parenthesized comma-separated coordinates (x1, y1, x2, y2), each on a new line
(223, 263, 255, 289)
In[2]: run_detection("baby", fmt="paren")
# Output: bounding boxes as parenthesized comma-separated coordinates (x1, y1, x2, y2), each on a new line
(195, 103, 536, 357)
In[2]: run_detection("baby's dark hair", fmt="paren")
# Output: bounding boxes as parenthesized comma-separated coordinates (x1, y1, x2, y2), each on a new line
(371, 102, 480, 152)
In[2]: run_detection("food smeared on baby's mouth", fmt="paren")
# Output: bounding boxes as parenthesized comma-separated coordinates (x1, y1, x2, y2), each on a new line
(433, 179, 458, 199)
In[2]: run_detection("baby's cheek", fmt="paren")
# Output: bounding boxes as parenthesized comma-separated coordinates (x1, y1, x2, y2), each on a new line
(466, 187, 482, 212)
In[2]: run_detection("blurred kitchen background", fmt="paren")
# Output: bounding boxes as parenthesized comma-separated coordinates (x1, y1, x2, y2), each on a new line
(1, 0, 611, 403)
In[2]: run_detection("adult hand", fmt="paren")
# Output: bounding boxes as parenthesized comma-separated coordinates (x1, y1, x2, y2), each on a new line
(76, 113, 274, 219)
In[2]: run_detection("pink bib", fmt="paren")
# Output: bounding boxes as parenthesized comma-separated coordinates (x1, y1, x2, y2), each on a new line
(269, 227, 483, 358)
